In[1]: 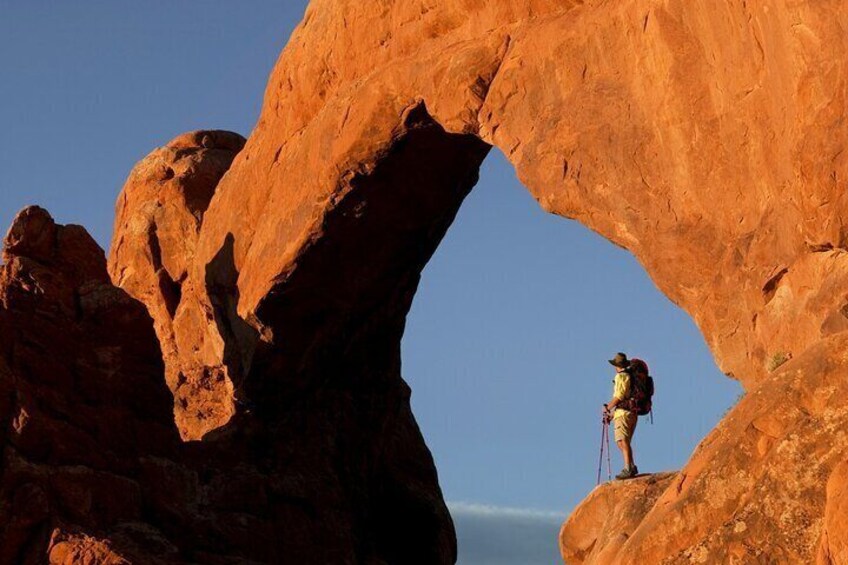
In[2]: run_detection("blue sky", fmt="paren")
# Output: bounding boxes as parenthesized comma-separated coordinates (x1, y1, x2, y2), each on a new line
(1, 3, 741, 564)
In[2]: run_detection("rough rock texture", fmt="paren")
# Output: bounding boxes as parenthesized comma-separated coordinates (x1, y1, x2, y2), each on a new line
(560, 473, 677, 564)
(818, 460, 848, 564)
(0, 207, 180, 563)
(3, 207, 458, 562)
(181, 0, 848, 390)
(162, 1, 846, 560)
(4, 0, 848, 563)
(48, 532, 130, 565)
(108, 130, 246, 439)
(561, 335, 848, 563)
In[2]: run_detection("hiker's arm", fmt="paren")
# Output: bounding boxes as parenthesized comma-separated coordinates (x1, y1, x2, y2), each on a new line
(607, 374, 629, 411)
(605, 392, 623, 414)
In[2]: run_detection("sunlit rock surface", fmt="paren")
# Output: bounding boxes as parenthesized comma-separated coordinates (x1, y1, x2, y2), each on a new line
(109, 130, 246, 440)
(561, 336, 848, 563)
(2, 0, 848, 562)
(560, 473, 677, 564)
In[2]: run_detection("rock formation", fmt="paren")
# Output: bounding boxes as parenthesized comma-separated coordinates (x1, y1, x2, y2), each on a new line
(108, 130, 246, 440)
(561, 334, 848, 563)
(819, 460, 848, 564)
(2, 205, 458, 563)
(0, 207, 180, 563)
(2, 0, 848, 563)
(560, 473, 677, 564)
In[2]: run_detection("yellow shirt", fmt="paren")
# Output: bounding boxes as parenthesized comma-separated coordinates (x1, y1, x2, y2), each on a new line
(612, 370, 631, 420)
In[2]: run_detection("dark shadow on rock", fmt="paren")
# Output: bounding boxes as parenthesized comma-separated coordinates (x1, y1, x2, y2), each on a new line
(204, 232, 260, 409)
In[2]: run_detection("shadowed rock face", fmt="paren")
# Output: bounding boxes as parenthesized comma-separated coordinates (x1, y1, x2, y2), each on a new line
(4, 0, 848, 563)
(2, 188, 478, 563)
(0, 207, 180, 563)
(2, 118, 488, 563)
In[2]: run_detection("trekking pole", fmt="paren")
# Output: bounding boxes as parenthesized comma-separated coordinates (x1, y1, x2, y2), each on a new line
(597, 411, 606, 485)
(605, 417, 612, 481)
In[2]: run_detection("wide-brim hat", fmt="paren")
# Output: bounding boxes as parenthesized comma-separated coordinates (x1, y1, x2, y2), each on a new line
(608, 352, 630, 368)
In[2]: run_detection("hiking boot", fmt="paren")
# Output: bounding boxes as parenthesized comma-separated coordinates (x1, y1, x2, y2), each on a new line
(615, 466, 638, 480)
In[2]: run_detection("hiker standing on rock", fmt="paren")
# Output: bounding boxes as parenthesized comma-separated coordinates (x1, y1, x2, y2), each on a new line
(604, 352, 640, 480)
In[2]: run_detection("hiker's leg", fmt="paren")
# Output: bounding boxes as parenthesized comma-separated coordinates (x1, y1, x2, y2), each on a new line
(617, 439, 633, 469)
(614, 418, 627, 466)
(627, 413, 638, 470)
(623, 439, 634, 469)
(614, 414, 639, 474)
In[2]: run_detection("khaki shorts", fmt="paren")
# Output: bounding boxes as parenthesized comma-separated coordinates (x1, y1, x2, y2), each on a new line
(614, 411, 638, 443)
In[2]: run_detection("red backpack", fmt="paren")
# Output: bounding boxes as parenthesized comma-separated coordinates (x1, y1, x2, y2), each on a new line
(625, 358, 654, 416)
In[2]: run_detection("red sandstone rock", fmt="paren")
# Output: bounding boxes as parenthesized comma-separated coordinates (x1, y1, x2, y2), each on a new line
(4, 199, 462, 562)
(108, 130, 246, 440)
(162, 1, 846, 560)
(6, 208, 408, 563)
(48, 531, 130, 565)
(818, 460, 848, 564)
(560, 473, 676, 564)
(0, 207, 182, 563)
(560, 335, 848, 563)
(3, 0, 848, 563)
(185, 0, 848, 391)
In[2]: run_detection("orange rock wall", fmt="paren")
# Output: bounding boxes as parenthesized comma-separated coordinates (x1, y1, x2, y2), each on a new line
(2, 0, 847, 563)
(108, 1, 847, 562)
(186, 0, 847, 399)
(563, 335, 848, 563)
(818, 460, 848, 564)
(560, 473, 676, 563)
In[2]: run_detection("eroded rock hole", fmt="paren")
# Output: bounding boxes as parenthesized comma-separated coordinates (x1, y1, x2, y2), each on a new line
(230, 106, 491, 564)
(401, 149, 743, 564)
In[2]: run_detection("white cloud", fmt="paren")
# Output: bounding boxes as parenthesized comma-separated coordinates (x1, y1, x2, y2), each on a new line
(448, 502, 567, 565)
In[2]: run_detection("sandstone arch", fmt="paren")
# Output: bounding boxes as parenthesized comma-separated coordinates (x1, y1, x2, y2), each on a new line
(175, 0, 847, 414)
(2, 0, 846, 563)
(145, 4, 845, 560)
